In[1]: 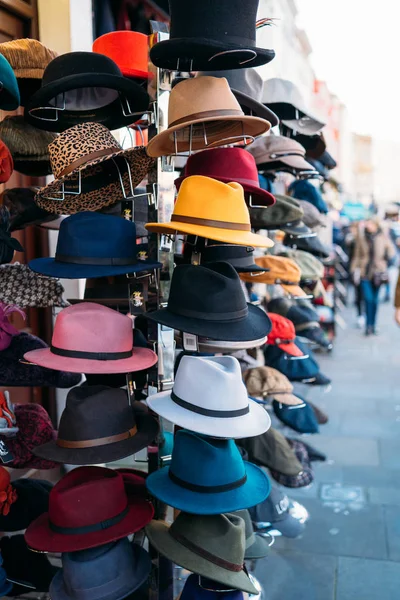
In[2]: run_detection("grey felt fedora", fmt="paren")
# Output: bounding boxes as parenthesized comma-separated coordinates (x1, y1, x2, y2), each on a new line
(146, 512, 258, 594)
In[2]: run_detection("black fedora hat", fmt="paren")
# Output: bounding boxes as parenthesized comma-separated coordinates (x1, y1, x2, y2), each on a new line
(283, 233, 331, 259)
(0, 535, 58, 595)
(149, 0, 275, 72)
(34, 385, 159, 465)
(197, 68, 279, 126)
(0, 479, 52, 532)
(25, 52, 150, 132)
(201, 242, 268, 274)
(144, 262, 272, 341)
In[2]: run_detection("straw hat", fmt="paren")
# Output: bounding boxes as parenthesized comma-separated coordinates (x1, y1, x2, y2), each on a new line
(146, 77, 271, 157)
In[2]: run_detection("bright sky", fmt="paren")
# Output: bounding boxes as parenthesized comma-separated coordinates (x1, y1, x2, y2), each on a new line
(295, 0, 400, 140)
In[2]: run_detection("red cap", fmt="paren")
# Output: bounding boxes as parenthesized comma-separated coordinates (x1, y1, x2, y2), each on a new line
(0, 141, 13, 184)
(267, 313, 304, 357)
(93, 31, 152, 80)
(174, 147, 276, 207)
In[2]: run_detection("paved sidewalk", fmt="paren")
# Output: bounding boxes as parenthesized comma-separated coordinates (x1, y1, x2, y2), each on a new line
(256, 296, 400, 599)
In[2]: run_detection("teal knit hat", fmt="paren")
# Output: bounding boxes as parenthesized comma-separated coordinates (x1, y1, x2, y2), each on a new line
(0, 54, 20, 110)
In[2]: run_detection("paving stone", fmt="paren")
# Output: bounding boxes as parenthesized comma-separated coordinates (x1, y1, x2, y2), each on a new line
(253, 550, 336, 600)
(379, 439, 400, 469)
(383, 505, 400, 561)
(307, 436, 380, 466)
(336, 557, 400, 599)
(342, 466, 400, 489)
(369, 487, 400, 505)
(340, 415, 400, 439)
(272, 498, 388, 560)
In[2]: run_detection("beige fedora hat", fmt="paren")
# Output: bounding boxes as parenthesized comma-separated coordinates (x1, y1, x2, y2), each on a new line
(146, 76, 271, 158)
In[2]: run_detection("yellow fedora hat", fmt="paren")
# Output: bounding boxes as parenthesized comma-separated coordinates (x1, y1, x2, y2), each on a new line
(146, 76, 271, 158)
(145, 175, 273, 248)
(240, 255, 307, 297)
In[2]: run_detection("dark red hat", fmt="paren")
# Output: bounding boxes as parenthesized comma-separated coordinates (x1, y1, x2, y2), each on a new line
(25, 466, 154, 552)
(0, 141, 13, 184)
(266, 313, 303, 357)
(174, 148, 276, 207)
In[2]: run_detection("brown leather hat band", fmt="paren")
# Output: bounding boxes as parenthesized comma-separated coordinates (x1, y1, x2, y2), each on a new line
(169, 109, 243, 128)
(171, 214, 251, 231)
(58, 147, 121, 178)
(56, 425, 138, 449)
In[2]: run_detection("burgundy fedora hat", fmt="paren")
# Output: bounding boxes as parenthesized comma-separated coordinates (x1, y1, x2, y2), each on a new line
(174, 148, 275, 207)
(25, 466, 154, 553)
(24, 302, 158, 374)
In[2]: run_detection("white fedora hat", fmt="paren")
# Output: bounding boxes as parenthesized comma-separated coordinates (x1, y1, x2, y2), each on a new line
(146, 355, 271, 438)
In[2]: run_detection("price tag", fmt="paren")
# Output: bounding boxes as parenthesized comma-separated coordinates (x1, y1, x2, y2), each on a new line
(182, 332, 199, 352)
(128, 282, 147, 315)
(0, 440, 14, 464)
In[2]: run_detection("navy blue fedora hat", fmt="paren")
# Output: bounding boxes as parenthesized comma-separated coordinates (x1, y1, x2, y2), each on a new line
(180, 574, 245, 599)
(146, 429, 270, 514)
(272, 399, 319, 434)
(50, 539, 151, 600)
(29, 212, 162, 279)
(263, 339, 319, 382)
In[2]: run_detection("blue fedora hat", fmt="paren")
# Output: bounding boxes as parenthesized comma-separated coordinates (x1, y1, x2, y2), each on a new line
(28, 212, 162, 279)
(146, 430, 271, 514)
(0, 54, 20, 111)
(0, 552, 13, 597)
(50, 538, 151, 600)
(181, 574, 245, 599)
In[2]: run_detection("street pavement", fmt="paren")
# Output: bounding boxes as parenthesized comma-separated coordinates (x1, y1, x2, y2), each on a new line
(255, 295, 400, 600)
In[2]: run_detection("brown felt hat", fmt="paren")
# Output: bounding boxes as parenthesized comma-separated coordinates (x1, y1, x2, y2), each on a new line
(0, 39, 57, 106)
(147, 77, 271, 158)
(35, 123, 153, 215)
(243, 366, 304, 406)
(238, 427, 303, 476)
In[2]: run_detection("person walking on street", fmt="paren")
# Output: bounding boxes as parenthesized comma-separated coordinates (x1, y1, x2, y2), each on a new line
(351, 218, 395, 336)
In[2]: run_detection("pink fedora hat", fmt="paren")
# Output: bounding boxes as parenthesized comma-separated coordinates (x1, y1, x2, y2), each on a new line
(24, 303, 158, 374)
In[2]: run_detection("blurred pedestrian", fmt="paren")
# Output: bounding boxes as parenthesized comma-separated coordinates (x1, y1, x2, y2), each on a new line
(351, 217, 395, 335)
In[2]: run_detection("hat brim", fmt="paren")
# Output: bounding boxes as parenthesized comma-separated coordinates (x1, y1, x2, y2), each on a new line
(25, 474, 154, 553)
(36, 147, 153, 216)
(280, 221, 313, 237)
(150, 38, 275, 71)
(277, 153, 316, 172)
(33, 412, 159, 465)
(267, 514, 306, 538)
(280, 284, 308, 299)
(146, 520, 258, 595)
(276, 341, 304, 357)
(49, 543, 151, 600)
(281, 118, 325, 136)
(146, 393, 270, 439)
(145, 220, 274, 248)
(28, 257, 162, 279)
(270, 392, 304, 406)
(23, 346, 157, 375)
(232, 88, 279, 127)
(0, 480, 51, 532)
(146, 460, 270, 515)
(174, 175, 276, 208)
(146, 115, 271, 158)
(244, 532, 271, 559)
(25, 72, 149, 132)
(144, 302, 272, 342)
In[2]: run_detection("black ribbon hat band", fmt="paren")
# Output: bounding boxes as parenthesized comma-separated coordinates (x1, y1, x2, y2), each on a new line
(50, 346, 133, 361)
(168, 470, 247, 493)
(171, 390, 249, 418)
(49, 505, 129, 535)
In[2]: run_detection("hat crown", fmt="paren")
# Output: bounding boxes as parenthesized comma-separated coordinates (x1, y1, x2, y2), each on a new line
(42, 52, 122, 87)
(93, 31, 149, 76)
(48, 123, 122, 178)
(55, 212, 138, 261)
(168, 77, 243, 126)
(48, 467, 128, 530)
(61, 538, 138, 596)
(262, 78, 306, 113)
(268, 313, 296, 344)
(169, 0, 258, 44)
(170, 430, 246, 489)
(0, 115, 56, 158)
(51, 303, 134, 355)
(58, 385, 135, 443)
(183, 148, 259, 185)
(173, 355, 249, 413)
(173, 175, 250, 226)
(0, 38, 57, 71)
(249, 135, 306, 162)
(202, 243, 255, 264)
(170, 512, 246, 567)
(167, 262, 248, 323)
(255, 255, 300, 283)
(250, 193, 303, 229)
(199, 68, 263, 102)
